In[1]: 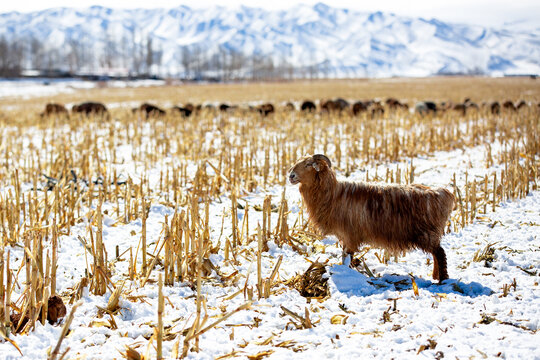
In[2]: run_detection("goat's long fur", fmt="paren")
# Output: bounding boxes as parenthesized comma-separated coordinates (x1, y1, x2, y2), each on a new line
(289, 155, 454, 281)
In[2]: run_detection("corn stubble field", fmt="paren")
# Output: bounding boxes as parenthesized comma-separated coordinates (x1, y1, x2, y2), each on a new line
(0, 77, 539, 359)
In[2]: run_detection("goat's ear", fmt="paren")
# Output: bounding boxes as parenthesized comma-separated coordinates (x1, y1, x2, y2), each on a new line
(312, 162, 321, 172)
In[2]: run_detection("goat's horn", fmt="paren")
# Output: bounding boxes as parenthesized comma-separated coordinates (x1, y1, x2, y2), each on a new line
(313, 154, 331, 168)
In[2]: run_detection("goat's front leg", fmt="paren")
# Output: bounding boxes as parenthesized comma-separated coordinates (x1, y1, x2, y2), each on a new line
(339, 237, 355, 266)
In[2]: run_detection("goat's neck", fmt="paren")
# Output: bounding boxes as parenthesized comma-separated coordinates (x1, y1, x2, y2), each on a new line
(299, 170, 338, 216)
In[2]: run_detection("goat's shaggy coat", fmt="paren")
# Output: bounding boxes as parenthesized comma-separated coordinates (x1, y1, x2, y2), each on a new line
(289, 155, 454, 281)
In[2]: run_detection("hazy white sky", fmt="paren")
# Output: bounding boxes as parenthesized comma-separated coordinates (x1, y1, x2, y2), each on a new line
(1, 0, 539, 26)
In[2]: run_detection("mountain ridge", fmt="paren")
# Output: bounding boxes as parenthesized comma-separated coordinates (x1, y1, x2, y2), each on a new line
(1, 3, 539, 77)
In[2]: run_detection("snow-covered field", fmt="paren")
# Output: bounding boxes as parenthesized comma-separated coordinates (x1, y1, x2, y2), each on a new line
(0, 79, 166, 100)
(0, 80, 538, 360)
(0, 132, 537, 359)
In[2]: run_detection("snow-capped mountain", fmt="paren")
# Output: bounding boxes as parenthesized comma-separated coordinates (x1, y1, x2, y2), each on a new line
(0, 3, 539, 77)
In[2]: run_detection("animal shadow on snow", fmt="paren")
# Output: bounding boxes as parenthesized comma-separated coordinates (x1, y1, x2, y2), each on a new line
(328, 264, 493, 298)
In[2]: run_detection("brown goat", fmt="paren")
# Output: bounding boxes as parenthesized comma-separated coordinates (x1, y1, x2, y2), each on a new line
(171, 105, 193, 118)
(516, 100, 527, 111)
(452, 103, 467, 116)
(289, 154, 454, 281)
(369, 102, 385, 118)
(321, 98, 350, 114)
(72, 101, 109, 119)
(490, 101, 501, 115)
(502, 100, 516, 111)
(285, 102, 296, 111)
(137, 103, 166, 118)
(301, 100, 316, 113)
(40, 103, 69, 118)
(453, 100, 480, 116)
(257, 103, 275, 117)
(385, 98, 408, 111)
(334, 98, 350, 112)
(320, 99, 340, 113)
(352, 101, 368, 116)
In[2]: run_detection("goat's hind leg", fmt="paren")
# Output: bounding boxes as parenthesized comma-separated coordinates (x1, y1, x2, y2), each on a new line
(431, 245, 448, 282)
(432, 253, 440, 281)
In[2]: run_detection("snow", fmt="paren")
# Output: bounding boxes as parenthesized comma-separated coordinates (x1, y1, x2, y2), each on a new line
(0, 79, 93, 99)
(0, 79, 166, 99)
(0, 107, 538, 359)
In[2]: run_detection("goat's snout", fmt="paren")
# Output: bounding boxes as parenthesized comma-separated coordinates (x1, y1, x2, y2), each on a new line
(289, 171, 299, 185)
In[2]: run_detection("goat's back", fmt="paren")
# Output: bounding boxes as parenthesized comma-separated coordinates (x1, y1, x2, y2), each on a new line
(309, 181, 454, 253)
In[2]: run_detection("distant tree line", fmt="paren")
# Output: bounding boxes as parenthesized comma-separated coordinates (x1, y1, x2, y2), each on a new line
(0, 36, 24, 77)
(0, 30, 163, 78)
(0, 32, 326, 80)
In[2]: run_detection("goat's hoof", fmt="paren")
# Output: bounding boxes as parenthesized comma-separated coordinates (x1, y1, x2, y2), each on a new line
(341, 253, 352, 267)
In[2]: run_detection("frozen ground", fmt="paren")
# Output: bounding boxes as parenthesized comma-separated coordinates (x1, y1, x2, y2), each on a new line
(0, 121, 538, 359)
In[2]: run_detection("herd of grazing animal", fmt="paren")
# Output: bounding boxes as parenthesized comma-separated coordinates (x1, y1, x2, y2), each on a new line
(414, 98, 534, 116)
(39, 97, 536, 120)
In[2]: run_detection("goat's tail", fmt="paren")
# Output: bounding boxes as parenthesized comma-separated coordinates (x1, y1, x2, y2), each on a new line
(439, 187, 456, 212)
